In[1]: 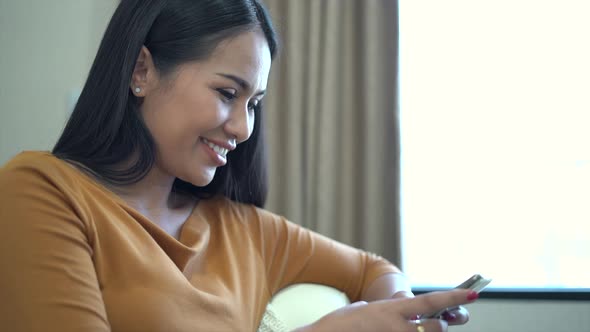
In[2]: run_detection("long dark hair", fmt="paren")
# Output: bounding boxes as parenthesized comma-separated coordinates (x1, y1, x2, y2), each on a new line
(53, 0, 278, 207)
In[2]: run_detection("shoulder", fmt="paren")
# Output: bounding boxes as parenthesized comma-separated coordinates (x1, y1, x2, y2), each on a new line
(199, 195, 284, 224)
(197, 196, 294, 240)
(0, 150, 88, 201)
(2, 150, 50, 169)
(2, 150, 73, 179)
(0, 151, 94, 233)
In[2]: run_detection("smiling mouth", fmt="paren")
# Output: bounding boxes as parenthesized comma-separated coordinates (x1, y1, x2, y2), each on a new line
(201, 138, 229, 157)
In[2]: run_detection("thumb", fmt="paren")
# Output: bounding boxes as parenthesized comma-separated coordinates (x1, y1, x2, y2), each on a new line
(348, 301, 368, 308)
(391, 290, 415, 299)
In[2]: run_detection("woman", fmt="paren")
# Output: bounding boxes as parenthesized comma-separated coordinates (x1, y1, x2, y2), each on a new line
(0, 0, 477, 331)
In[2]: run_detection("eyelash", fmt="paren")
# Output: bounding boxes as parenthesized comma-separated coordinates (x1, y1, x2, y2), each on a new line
(217, 89, 259, 112)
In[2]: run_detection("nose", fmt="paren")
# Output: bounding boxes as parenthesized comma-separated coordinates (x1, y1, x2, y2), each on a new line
(224, 103, 254, 143)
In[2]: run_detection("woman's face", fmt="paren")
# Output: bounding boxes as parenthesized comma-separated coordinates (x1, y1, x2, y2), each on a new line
(136, 30, 271, 187)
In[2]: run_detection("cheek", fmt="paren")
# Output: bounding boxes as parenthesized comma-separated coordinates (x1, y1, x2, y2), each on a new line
(181, 91, 226, 125)
(169, 96, 220, 135)
(141, 89, 227, 149)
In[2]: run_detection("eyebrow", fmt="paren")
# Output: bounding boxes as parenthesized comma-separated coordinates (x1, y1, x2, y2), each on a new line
(216, 73, 266, 96)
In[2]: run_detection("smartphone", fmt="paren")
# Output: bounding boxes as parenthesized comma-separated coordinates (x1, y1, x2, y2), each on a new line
(422, 274, 492, 319)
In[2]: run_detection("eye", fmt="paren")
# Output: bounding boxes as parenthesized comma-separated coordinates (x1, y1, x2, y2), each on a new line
(217, 89, 237, 101)
(247, 100, 260, 112)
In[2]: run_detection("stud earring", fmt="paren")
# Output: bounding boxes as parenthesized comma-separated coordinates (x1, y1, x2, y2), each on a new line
(134, 87, 141, 93)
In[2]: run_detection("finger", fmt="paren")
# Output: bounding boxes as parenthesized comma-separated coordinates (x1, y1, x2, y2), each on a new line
(407, 318, 448, 332)
(348, 301, 368, 308)
(391, 290, 415, 299)
(400, 289, 477, 318)
(423, 318, 449, 332)
(444, 306, 470, 325)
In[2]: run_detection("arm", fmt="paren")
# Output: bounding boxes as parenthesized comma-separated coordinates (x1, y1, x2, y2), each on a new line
(0, 160, 110, 332)
(361, 272, 470, 325)
(294, 289, 477, 332)
(243, 203, 474, 332)
(361, 272, 413, 302)
(245, 206, 405, 302)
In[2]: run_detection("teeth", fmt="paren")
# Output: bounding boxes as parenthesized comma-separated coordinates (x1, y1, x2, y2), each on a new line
(202, 138, 228, 157)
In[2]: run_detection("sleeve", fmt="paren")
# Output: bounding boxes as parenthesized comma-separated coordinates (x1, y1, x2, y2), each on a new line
(244, 206, 402, 302)
(0, 162, 110, 331)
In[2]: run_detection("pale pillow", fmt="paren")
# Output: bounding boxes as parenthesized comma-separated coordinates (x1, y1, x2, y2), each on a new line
(258, 284, 351, 332)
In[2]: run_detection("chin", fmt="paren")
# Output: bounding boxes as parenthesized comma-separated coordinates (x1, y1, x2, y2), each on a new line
(183, 168, 217, 187)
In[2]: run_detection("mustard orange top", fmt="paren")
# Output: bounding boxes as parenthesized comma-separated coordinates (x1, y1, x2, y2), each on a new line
(0, 151, 400, 332)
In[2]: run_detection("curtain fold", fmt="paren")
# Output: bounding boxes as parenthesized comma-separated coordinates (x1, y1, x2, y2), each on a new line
(263, 0, 401, 266)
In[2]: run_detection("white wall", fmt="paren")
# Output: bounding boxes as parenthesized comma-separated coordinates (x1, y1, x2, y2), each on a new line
(457, 299, 590, 332)
(0, 0, 117, 165)
(0, 1, 588, 331)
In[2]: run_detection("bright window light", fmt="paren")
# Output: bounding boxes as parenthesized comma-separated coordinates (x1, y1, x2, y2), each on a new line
(400, 0, 590, 289)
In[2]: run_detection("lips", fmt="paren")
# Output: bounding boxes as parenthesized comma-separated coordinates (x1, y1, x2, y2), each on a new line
(200, 137, 237, 166)
(201, 137, 229, 157)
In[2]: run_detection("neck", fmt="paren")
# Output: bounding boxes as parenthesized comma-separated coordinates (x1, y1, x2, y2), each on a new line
(66, 157, 196, 239)
(110, 166, 180, 213)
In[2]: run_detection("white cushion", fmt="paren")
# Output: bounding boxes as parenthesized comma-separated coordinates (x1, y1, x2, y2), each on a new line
(265, 284, 351, 331)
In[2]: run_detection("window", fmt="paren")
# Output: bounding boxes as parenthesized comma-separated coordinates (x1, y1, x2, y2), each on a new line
(400, 0, 590, 293)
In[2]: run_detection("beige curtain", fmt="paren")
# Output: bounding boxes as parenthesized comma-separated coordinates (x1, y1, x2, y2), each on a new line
(263, 0, 401, 265)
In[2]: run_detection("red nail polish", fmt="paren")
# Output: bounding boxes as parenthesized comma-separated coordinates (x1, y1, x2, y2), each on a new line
(442, 312, 457, 321)
(467, 291, 479, 301)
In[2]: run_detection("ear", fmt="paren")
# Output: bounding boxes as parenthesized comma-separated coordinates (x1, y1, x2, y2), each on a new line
(130, 46, 158, 97)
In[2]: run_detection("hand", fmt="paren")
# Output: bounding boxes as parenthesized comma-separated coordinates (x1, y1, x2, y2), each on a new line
(391, 290, 470, 326)
(432, 306, 470, 326)
(295, 289, 477, 332)
(391, 290, 414, 299)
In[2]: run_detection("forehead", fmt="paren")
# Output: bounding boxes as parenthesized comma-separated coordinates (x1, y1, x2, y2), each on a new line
(201, 30, 272, 90)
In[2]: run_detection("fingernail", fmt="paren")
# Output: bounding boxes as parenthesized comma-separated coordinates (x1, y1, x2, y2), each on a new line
(467, 291, 479, 301)
(410, 315, 420, 321)
(351, 301, 368, 307)
(442, 312, 457, 321)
